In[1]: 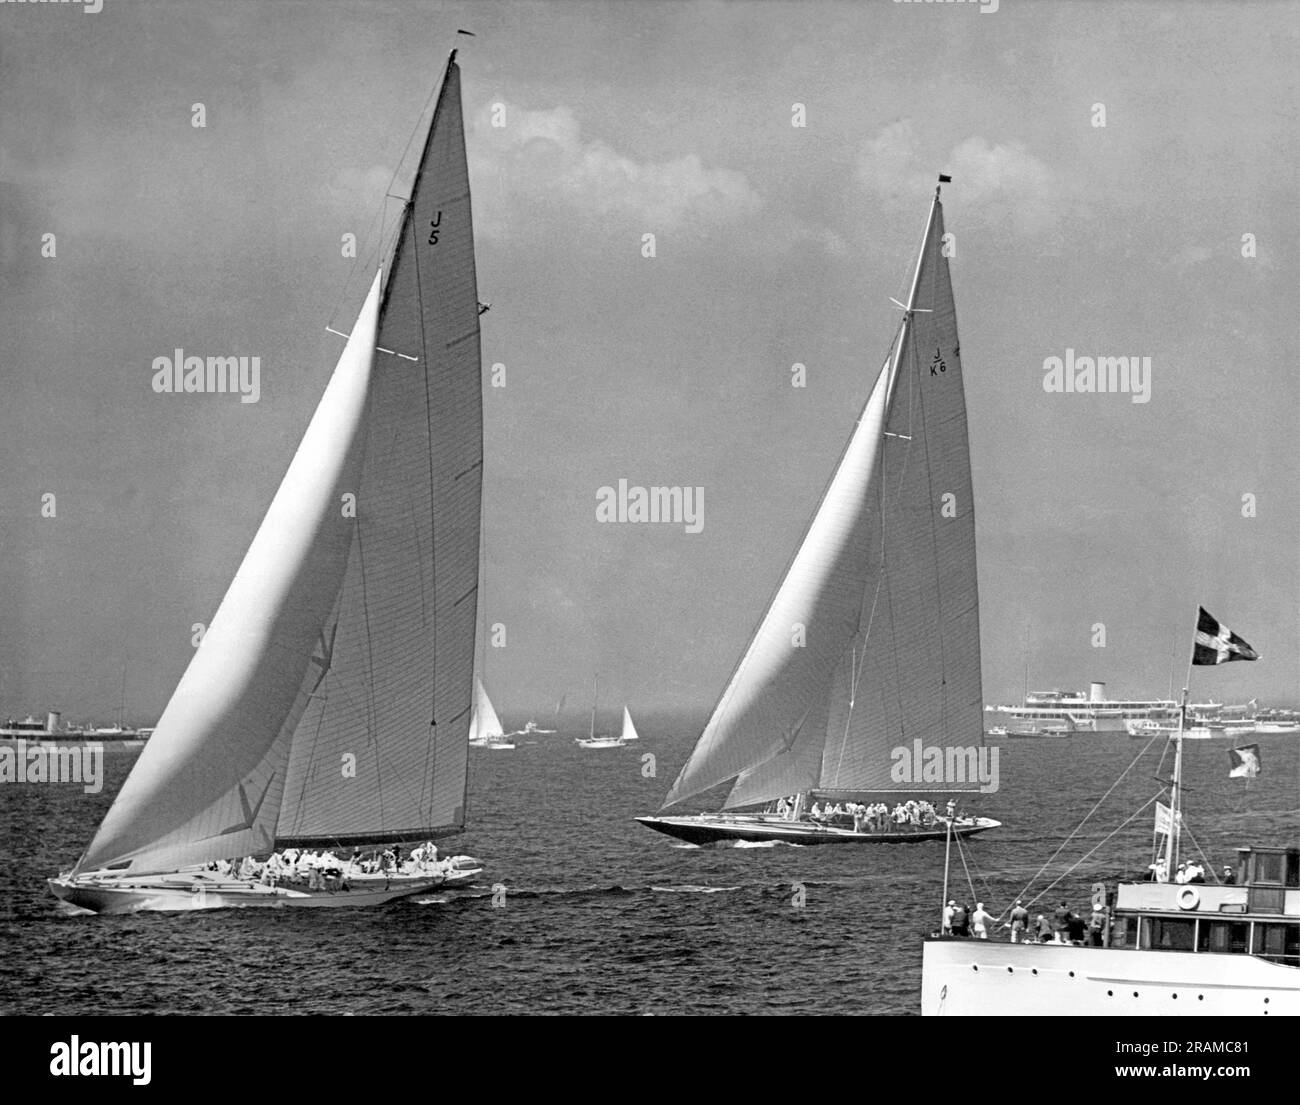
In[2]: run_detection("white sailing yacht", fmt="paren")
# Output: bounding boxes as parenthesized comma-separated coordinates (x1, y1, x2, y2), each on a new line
(575, 677, 631, 748)
(469, 678, 516, 750)
(49, 49, 486, 914)
(637, 179, 1000, 847)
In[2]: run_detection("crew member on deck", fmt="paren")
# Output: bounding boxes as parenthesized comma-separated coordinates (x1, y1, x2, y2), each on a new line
(1008, 900, 1029, 943)
(1052, 900, 1071, 944)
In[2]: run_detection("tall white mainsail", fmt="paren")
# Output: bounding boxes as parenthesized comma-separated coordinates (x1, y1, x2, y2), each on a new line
(468, 678, 505, 743)
(663, 190, 981, 811)
(74, 53, 482, 874)
(276, 54, 481, 844)
(620, 707, 640, 742)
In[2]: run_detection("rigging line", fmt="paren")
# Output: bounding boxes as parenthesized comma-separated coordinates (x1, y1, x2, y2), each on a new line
(1028, 795, 1162, 910)
(832, 576, 884, 784)
(353, 466, 383, 828)
(911, 252, 952, 743)
(1178, 818, 1225, 884)
(884, 323, 919, 739)
(665, 324, 906, 807)
(410, 485, 432, 814)
(1010, 732, 1163, 903)
(952, 828, 998, 915)
(409, 212, 439, 728)
(325, 208, 382, 332)
(954, 832, 982, 907)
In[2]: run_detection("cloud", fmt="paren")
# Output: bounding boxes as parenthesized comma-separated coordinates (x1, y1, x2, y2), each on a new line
(470, 103, 762, 238)
(856, 121, 1056, 234)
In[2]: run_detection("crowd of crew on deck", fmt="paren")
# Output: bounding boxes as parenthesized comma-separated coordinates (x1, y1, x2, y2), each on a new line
(774, 795, 960, 832)
(1144, 857, 1227, 884)
(941, 898, 1110, 946)
(201, 841, 452, 890)
(940, 854, 1239, 944)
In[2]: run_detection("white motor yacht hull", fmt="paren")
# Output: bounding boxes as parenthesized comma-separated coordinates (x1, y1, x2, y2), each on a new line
(921, 936, 1300, 1015)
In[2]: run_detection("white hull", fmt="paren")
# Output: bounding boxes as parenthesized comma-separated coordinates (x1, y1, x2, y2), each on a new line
(468, 739, 516, 750)
(921, 937, 1300, 1015)
(576, 737, 625, 748)
(49, 866, 482, 914)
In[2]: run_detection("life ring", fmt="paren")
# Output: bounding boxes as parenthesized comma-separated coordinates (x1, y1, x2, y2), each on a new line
(1177, 886, 1200, 910)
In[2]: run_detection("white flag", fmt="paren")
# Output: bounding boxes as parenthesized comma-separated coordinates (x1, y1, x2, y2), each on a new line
(1154, 801, 1181, 836)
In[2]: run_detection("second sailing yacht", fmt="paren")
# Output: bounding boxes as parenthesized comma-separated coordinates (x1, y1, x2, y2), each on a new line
(638, 179, 1000, 846)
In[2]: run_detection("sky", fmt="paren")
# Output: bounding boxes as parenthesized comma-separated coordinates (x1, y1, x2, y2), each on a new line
(2, 0, 1298, 729)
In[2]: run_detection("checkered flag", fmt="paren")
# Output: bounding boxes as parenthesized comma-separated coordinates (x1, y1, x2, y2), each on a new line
(1192, 607, 1259, 665)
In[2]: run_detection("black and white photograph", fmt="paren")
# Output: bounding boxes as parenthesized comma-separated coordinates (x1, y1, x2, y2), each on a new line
(2, 0, 1298, 1040)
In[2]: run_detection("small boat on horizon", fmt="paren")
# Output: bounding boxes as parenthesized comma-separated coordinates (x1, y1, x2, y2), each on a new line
(575, 677, 639, 748)
(469, 678, 516, 750)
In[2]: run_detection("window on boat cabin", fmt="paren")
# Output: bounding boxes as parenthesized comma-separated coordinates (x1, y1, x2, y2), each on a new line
(1255, 852, 1285, 885)
(1109, 916, 1135, 948)
(1143, 917, 1195, 952)
(1197, 920, 1249, 956)
(1252, 923, 1300, 965)
(1288, 851, 1300, 888)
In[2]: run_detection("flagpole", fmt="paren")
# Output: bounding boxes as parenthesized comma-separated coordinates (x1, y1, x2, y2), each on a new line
(1164, 608, 1199, 877)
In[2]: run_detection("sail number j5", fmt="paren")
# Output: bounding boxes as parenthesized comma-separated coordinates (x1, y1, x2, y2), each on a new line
(428, 211, 443, 245)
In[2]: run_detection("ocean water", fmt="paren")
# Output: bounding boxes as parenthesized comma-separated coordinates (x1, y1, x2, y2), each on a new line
(2, 725, 1296, 1015)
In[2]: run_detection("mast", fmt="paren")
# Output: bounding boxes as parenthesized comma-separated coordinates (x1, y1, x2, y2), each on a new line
(887, 183, 942, 404)
(590, 675, 598, 740)
(1022, 623, 1030, 703)
(1164, 607, 1199, 874)
(940, 814, 953, 931)
(1165, 687, 1187, 874)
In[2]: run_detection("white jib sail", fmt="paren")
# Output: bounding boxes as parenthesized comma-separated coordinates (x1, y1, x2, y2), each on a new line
(469, 678, 505, 742)
(75, 273, 384, 875)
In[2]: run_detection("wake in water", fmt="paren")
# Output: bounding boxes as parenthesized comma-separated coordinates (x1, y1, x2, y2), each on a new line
(668, 839, 803, 850)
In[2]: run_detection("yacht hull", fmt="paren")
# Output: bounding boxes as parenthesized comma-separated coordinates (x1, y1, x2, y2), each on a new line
(635, 814, 1000, 846)
(920, 936, 1300, 1015)
(49, 867, 481, 915)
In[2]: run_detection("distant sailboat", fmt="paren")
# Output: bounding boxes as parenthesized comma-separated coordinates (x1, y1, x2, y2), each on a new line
(49, 49, 487, 912)
(90, 665, 139, 738)
(469, 678, 515, 749)
(576, 677, 629, 748)
(638, 179, 1001, 846)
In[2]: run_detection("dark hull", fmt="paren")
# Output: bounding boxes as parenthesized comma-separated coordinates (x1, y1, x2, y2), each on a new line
(635, 814, 1001, 846)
